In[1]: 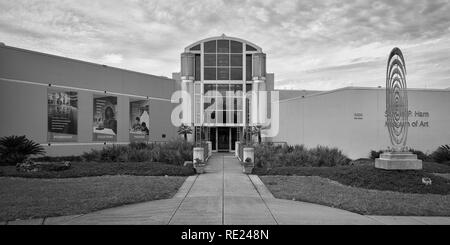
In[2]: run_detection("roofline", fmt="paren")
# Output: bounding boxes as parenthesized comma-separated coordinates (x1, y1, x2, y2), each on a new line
(184, 35, 263, 52)
(278, 86, 450, 103)
(0, 44, 174, 82)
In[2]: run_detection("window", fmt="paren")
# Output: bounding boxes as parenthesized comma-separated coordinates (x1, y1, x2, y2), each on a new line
(217, 54, 229, 66)
(217, 40, 229, 53)
(203, 39, 244, 81)
(246, 44, 257, 51)
(246, 54, 252, 81)
(231, 54, 242, 66)
(217, 68, 229, 80)
(194, 54, 200, 81)
(204, 54, 216, 66)
(204, 41, 216, 53)
(231, 41, 242, 53)
(204, 84, 216, 95)
(194, 83, 202, 124)
(245, 84, 252, 124)
(204, 68, 216, 80)
(190, 44, 200, 51)
(231, 68, 243, 80)
(202, 83, 244, 125)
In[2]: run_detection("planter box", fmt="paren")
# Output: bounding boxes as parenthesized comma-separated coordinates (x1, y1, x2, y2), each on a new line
(243, 147, 254, 163)
(242, 163, 254, 174)
(193, 147, 204, 163)
(194, 164, 206, 174)
(183, 161, 194, 168)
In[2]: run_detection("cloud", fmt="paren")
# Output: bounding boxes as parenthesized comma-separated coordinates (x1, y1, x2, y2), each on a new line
(0, 0, 449, 89)
(101, 53, 123, 64)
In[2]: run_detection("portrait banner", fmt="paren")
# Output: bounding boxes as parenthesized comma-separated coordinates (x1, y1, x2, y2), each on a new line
(47, 88, 78, 142)
(93, 95, 117, 142)
(129, 99, 150, 142)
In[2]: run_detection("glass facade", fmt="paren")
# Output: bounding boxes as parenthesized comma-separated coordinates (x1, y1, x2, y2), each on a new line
(203, 83, 243, 125)
(184, 37, 263, 151)
(204, 40, 243, 81)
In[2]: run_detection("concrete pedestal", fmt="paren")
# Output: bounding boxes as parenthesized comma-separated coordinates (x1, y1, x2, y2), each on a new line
(235, 142, 240, 157)
(193, 147, 204, 163)
(243, 147, 254, 163)
(375, 152, 422, 170)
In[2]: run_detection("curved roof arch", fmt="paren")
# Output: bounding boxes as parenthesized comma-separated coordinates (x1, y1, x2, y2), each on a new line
(184, 35, 262, 52)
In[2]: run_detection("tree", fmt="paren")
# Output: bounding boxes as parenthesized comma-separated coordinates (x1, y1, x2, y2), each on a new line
(0, 135, 45, 164)
(177, 124, 193, 141)
(251, 125, 262, 144)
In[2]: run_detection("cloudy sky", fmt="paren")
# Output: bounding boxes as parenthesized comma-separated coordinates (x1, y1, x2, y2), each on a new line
(1, 0, 449, 90)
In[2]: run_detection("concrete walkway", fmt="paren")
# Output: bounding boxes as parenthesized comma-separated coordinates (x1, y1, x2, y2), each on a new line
(5, 153, 450, 225)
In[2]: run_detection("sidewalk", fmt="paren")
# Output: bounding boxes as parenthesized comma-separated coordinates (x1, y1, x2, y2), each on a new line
(5, 153, 450, 225)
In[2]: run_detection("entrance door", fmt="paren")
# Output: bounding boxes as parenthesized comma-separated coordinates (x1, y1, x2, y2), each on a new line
(217, 127, 230, 152)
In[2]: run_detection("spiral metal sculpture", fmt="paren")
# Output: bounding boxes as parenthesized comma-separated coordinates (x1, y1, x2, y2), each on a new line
(386, 47, 408, 150)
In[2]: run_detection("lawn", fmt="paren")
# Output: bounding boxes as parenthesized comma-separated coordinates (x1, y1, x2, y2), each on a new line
(260, 175, 450, 216)
(254, 162, 450, 195)
(0, 175, 186, 222)
(0, 161, 195, 178)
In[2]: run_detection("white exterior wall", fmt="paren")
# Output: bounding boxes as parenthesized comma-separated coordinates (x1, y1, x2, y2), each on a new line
(273, 87, 450, 159)
(0, 45, 179, 156)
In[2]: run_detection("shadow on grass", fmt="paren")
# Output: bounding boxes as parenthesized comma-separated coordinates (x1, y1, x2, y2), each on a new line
(0, 161, 195, 179)
(254, 163, 450, 195)
(0, 175, 186, 222)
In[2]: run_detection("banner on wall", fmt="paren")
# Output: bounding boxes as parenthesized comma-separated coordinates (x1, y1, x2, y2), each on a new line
(47, 89, 78, 142)
(93, 95, 117, 142)
(129, 99, 150, 142)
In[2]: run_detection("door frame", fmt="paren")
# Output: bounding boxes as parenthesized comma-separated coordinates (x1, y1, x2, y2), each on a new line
(217, 127, 230, 152)
(212, 127, 239, 153)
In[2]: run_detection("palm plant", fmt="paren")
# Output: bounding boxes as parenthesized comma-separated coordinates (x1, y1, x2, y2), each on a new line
(251, 125, 262, 144)
(249, 125, 267, 144)
(0, 135, 45, 164)
(177, 123, 193, 141)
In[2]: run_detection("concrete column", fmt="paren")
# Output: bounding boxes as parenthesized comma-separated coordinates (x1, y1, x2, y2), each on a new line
(251, 52, 267, 126)
(181, 80, 193, 125)
(235, 141, 240, 157)
(180, 52, 195, 128)
(207, 141, 212, 157)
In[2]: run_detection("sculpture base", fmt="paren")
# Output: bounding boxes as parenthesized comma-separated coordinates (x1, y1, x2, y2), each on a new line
(375, 152, 422, 170)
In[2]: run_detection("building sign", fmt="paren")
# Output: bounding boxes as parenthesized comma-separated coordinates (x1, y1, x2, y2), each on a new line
(385, 109, 430, 128)
(353, 112, 363, 120)
(47, 88, 78, 142)
(129, 99, 150, 142)
(93, 95, 117, 141)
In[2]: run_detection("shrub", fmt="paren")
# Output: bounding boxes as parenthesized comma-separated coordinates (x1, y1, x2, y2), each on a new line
(16, 160, 71, 172)
(129, 142, 148, 150)
(310, 145, 351, 167)
(81, 149, 101, 162)
(369, 150, 383, 160)
(410, 149, 431, 161)
(432, 145, 450, 164)
(0, 135, 45, 164)
(32, 155, 83, 162)
(80, 140, 194, 165)
(255, 143, 350, 169)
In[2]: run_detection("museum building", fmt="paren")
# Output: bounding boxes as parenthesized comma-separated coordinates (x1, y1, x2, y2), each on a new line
(1, 35, 449, 159)
(172, 35, 275, 152)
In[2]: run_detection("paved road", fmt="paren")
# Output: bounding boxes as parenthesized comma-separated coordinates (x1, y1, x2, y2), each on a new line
(6, 153, 450, 225)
